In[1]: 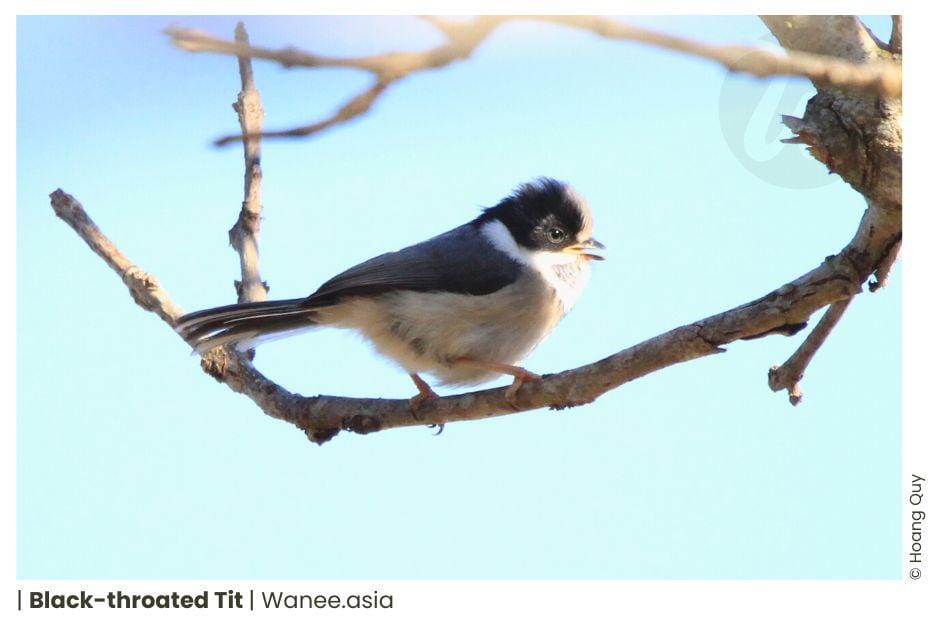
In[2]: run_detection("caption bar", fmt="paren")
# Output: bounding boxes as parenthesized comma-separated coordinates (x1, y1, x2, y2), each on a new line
(19, 589, 394, 611)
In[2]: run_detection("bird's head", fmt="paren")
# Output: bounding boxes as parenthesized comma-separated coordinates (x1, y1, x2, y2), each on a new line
(477, 177, 605, 263)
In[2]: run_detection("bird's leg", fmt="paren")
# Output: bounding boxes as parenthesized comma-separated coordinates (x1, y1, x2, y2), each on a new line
(409, 374, 443, 432)
(409, 374, 439, 413)
(453, 357, 541, 409)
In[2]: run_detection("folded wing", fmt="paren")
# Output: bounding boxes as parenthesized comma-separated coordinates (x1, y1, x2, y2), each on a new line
(303, 223, 521, 307)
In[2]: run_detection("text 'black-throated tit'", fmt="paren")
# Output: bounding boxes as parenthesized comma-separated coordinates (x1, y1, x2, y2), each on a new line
(176, 178, 604, 409)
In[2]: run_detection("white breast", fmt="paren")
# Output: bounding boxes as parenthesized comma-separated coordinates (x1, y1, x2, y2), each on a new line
(479, 219, 591, 313)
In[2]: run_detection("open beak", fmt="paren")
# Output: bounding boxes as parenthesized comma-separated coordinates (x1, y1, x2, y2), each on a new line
(567, 238, 606, 261)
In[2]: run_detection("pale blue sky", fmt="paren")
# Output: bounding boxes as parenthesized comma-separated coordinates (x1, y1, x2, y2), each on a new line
(17, 15, 900, 579)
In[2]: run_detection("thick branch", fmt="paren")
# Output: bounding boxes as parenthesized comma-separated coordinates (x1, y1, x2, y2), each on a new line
(758, 5, 904, 206)
(761, 16, 883, 63)
(50, 187, 897, 445)
(768, 298, 853, 405)
(869, 238, 901, 292)
(166, 16, 901, 146)
(760, 15, 902, 402)
(228, 22, 268, 303)
(764, 16, 902, 211)
(890, 16, 903, 56)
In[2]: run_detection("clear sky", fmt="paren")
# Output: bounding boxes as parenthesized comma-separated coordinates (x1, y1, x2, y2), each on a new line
(17, 15, 900, 579)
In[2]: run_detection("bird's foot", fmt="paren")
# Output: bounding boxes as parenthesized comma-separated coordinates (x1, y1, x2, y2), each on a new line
(451, 357, 541, 411)
(504, 368, 541, 410)
(409, 374, 444, 433)
(409, 387, 439, 417)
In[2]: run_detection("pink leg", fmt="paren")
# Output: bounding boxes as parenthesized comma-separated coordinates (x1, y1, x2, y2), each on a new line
(409, 374, 444, 434)
(453, 357, 541, 408)
(409, 373, 439, 413)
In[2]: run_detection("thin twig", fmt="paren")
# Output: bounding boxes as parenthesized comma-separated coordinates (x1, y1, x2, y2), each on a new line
(167, 17, 502, 146)
(50, 189, 186, 325)
(215, 78, 390, 147)
(227, 22, 268, 303)
(768, 298, 854, 405)
(536, 16, 900, 97)
(166, 16, 902, 147)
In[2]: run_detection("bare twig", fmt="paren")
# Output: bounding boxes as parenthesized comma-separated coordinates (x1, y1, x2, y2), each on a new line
(50, 189, 895, 444)
(215, 79, 390, 147)
(768, 298, 854, 405)
(167, 16, 503, 146)
(50, 189, 185, 325)
(536, 16, 900, 97)
(228, 22, 268, 303)
(166, 16, 902, 147)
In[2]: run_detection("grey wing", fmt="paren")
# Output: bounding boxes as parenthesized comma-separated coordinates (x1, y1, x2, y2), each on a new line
(302, 223, 521, 307)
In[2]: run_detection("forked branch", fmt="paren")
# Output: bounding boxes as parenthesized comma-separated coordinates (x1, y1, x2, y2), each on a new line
(768, 298, 854, 405)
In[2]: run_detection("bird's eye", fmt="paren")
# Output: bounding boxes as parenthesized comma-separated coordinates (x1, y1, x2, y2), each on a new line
(547, 227, 566, 243)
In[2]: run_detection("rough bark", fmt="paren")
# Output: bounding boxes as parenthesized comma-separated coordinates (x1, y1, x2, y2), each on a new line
(760, 15, 902, 402)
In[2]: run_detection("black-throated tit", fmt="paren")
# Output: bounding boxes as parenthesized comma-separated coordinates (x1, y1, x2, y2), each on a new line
(176, 178, 604, 408)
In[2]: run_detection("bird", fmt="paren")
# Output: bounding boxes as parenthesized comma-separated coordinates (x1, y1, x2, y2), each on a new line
(175, 177, 604, 411)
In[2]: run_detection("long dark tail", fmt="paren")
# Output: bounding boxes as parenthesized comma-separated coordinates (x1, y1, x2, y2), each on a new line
(175, 298, 319, 354)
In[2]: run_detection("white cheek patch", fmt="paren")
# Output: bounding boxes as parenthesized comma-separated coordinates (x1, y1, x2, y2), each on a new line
(480, 219, 531, 266)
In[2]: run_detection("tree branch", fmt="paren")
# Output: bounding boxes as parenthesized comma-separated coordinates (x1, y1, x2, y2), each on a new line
(50, 190, 185, 325)
(768, 298, 853, 405)
(869, 238, 901, 293)
(761, 15, 901, 216)
(166, 16, 503, 146)
(763, 15, 902, 212)
(535, 15, 900, 97)
(762, 15, 882, 62)
(227, 22, 268, 303)
(890, 16, 903, 56)
(50, 187, 895, 444)
(165, 16, 902, 147)
(758, 15, 901, 400)
(215, 78, 390, 147)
